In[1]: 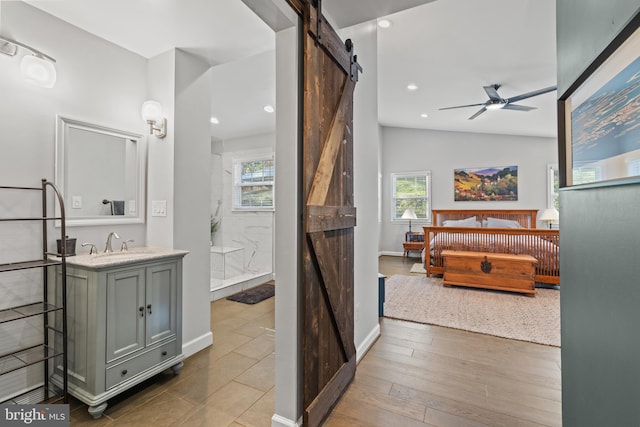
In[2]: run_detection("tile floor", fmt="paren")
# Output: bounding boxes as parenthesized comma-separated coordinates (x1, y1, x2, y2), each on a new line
(69, 294, 276, 427)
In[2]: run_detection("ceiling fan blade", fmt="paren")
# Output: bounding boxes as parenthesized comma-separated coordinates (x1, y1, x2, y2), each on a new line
(483, 84, 502, 101)
(502, 104, 536, 112)
(468, 107, 487, 120)
(506, 85, 557, 104)
(439, 103, 485, 111)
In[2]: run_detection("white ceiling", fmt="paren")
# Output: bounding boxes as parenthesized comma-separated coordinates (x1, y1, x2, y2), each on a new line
(377, 0, 557, 138)
(24, 0, 557, 140)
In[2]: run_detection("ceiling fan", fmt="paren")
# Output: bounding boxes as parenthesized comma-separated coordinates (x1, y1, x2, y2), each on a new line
(439, 84, 557, 120)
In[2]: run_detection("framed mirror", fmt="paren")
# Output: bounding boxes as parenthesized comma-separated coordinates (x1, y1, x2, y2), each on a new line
(55, 116, 146, 226)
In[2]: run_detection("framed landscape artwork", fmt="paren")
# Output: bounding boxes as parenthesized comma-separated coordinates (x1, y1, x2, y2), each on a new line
(454, 166, 518, 201)
(561, 19, 640, 187)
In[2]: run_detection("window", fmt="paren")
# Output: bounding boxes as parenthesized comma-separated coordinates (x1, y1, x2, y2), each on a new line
(391, 172, 431, 222)
(548, 164, 559, 209)
(628, 158, 640, 177)
(572, 164, 602, 185)
(233, 156, 274, 211)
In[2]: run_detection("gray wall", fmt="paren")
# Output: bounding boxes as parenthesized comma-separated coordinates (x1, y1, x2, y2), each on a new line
(557, 0, 640, 95)
(561, 180, 640, 425)
(557, 1, 640, 425)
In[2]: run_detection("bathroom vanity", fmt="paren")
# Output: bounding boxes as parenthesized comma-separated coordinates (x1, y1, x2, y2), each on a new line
(52, 247, 187, 418)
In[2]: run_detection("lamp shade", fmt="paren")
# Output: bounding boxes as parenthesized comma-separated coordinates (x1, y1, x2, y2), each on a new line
(20, 55, 56, 88)
(141, 100, 163, 122)
(539, 208, 559, 222)
(401, 208, 417, 220)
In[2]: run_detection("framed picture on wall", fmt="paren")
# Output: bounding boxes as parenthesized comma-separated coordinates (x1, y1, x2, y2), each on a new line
(559, 16, 640, 187)
(453, 166, 518, 201)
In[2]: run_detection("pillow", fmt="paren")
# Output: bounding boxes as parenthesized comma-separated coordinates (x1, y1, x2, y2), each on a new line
(485, 217, 523, 229)
(443, 216, 477, 227)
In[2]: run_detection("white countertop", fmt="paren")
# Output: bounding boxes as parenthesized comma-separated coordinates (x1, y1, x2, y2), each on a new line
(58, 246, 189, 269)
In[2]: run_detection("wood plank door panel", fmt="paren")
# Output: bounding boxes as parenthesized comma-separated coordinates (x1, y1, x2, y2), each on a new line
(300, 1, 361, 425)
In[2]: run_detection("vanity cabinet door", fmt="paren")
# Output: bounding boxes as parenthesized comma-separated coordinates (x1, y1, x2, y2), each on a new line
(145, 262, 178, 346)
(106, 268, 146, 363)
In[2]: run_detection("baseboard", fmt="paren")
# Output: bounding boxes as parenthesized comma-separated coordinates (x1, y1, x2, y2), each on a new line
(182, 331, 213, 358)
(271, 413, 302, 427)
(356, 322, 381, 363)
(380, 251, 403, 257)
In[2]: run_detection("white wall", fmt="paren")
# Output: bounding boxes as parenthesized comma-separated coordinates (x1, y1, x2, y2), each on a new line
(380, 126, 558, 253)
(339, 21, 382, 360)
(173, 49, 214, 356)
(0, 1, 148, 249)
(273, 23, 301, 427)
(146, 50, 176, 249)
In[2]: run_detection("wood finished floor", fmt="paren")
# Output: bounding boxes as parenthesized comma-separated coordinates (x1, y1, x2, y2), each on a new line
(68, 255, 561, 426)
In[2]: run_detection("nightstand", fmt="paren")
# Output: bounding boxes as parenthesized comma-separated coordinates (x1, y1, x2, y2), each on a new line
(403, 232, 424, 262)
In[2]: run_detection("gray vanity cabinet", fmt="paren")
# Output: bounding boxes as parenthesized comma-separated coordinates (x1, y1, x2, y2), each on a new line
(106, 268, 146, 362)
(105, 262, 178, 363)
(56, 250, 186, 419)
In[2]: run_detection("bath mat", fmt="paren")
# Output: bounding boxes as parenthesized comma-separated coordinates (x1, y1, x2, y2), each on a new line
(227, 283, 275, 305)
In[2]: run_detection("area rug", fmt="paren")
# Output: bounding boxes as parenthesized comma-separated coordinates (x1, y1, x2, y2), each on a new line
(227, 283, 275, 305)
(410, 263, 426, 274)
(383, 275, 560, 346)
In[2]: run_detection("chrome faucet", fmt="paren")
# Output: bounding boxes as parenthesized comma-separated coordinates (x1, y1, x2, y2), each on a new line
(81, 242, 98, 255)
(104, 232, 120, 253)
(121, 239, 134, 252)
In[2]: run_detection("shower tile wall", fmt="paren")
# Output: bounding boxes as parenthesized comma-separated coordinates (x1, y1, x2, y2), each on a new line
(210, 139, 274, 283)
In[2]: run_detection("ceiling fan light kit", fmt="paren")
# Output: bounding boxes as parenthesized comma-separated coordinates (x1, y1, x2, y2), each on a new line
(485, 102, 505, 110)
(439, 84, 557, 120)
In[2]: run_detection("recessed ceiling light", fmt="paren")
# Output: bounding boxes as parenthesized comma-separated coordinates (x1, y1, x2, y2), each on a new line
(407, 83, 418, 91)
(420, 113, 428, 118)
(378, 19, 392, 29)
(263, 105, 275, 113)
(210, 117, 219, 124)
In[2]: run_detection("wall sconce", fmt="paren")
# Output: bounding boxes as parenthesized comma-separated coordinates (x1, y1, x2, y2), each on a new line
(0, 36, 57, 88)
(141, 100, 167, 139)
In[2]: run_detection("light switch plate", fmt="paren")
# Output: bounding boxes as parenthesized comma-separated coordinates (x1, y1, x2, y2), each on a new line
(151, 200, 167, 217)
(72, 196, 82, 209)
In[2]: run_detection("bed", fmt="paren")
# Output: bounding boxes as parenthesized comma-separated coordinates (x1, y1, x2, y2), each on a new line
(422, 209, 560, 285)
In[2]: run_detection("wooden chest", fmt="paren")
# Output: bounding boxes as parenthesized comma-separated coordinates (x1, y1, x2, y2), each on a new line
(441, 250, 537, 295)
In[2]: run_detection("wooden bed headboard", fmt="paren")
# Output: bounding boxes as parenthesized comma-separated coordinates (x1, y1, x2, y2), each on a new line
(431, 209, 538, 228)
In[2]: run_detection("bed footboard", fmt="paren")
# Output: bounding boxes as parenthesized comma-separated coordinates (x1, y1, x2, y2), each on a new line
(423, 226, 560, 285)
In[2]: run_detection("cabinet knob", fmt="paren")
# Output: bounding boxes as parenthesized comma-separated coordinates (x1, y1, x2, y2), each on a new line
(139, 306, 144, 317)
(121, 369, 128, 376)
(162, 351, 167, 356)
(147, 304, 152, 315)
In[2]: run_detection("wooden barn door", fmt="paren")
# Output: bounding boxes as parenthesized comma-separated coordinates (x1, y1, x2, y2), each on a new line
(299, 1, 362, 425)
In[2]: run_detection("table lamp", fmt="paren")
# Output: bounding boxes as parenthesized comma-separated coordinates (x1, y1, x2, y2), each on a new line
(539, 208, 559, 229)
(401, 208, 418, 233)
